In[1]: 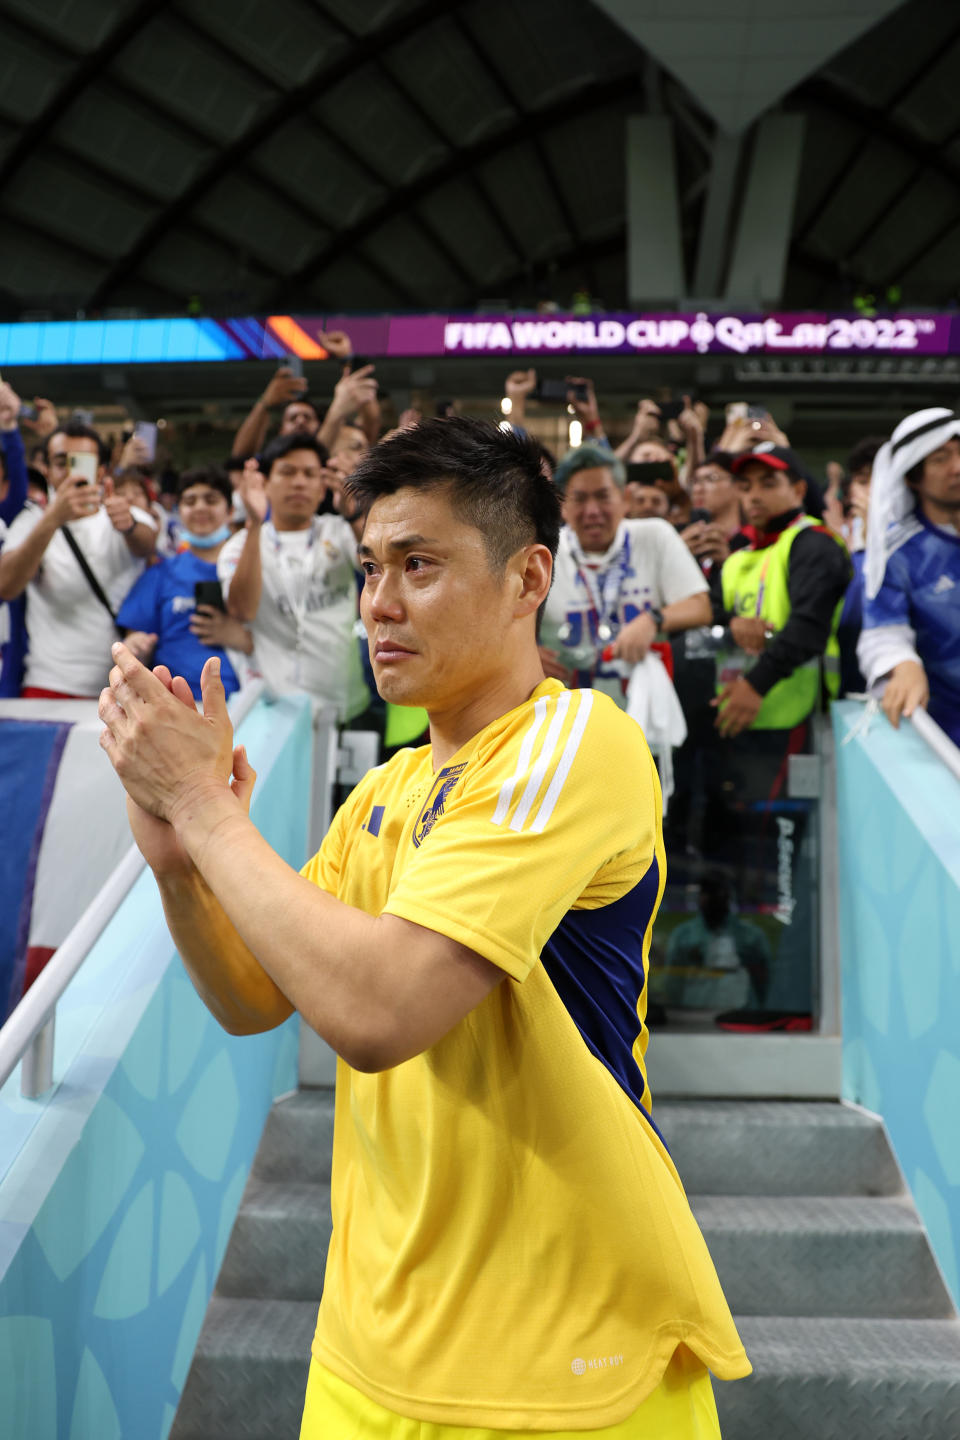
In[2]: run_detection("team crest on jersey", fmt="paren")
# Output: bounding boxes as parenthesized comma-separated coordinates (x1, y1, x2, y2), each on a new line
(413, 763, 467, 848)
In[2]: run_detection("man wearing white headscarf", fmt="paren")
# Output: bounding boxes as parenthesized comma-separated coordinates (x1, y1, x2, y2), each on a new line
(858, 408, 960, 744)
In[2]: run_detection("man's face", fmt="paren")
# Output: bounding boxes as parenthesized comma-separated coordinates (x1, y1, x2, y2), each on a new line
(736, 462, 805, 528)
(280, 402, 319, 437)
(46, 433, 104, 495)
(561, 466, 625, 550)
(624, 482, 668, 520)
(691, 464, 738, 518)
(329, 424, 369, 480)
(631, 441, 675, 470)
(918, 438, 960, 512)
(848, 467, 872, 522)
(264, 448, 327, 528)
(358, 485, 527, 711)
(178, 483, 230, 535)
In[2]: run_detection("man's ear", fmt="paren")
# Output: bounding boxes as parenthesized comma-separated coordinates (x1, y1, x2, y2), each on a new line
(513, 544, 553, 617)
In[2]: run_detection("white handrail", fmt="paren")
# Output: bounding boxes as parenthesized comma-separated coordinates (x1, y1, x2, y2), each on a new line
(910, 707, 960, 784)
(0, 681, 265, 1097)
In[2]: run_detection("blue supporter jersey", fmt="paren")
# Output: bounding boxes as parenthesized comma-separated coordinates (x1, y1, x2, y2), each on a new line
(863, 512, 960, 743)
(116, 550, 239, 700)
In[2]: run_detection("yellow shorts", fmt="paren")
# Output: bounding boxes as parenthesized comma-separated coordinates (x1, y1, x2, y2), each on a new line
(299, 1346, 721, 1439)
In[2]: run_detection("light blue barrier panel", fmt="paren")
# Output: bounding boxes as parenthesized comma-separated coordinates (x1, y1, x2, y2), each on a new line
(0, 694, 313, 1440)
(834, 701, 960, 1308)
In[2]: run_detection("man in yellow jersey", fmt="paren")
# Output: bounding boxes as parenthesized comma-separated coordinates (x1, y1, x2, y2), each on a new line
(98, 418, 750, 1438)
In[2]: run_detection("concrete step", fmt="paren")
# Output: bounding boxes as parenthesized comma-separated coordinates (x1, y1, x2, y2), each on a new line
(251, 1086, 336, 1184)
(691, 1194, 955, 1319)
(217, 1177, 331, 1300)
(169, 1297, 316, 1440)
(655, 1100, 902, 1197)
(715, 1317, 960, 1440)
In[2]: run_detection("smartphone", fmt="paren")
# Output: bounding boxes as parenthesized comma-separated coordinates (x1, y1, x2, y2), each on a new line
(535, 378, 589, 404)
(657, 399, 685, 422)
(71, 408, 95, 426)
(68, 451, 98, 486)
(689, 507, 712, 525)
(19, 402, 38, 422)
(626, 461, 675, 487)
(746, 404, 768, 422)
(194, 579, 225, 612)
(286, 353, 304, 379)
(342, 354, 369, 374)
(133, 420, 158, 461)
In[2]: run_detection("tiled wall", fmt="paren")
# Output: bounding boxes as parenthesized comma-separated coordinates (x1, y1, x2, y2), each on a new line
(0, 694, 313, 1439)
(834, 701, 960, 1308)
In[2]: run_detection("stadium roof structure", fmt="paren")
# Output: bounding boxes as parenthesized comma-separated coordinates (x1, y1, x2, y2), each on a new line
(1, 0, 959, 319)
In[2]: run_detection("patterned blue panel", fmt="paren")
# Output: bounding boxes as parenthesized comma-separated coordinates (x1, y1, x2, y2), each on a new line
(835, 702, 960, 1309)
(0, 695, 313, 1439)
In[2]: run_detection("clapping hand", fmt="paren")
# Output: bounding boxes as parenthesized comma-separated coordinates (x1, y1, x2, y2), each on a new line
(239, 457, 269, 525)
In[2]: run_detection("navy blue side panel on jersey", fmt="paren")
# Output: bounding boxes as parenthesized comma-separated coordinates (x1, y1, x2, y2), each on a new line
(541, 859, 660, 1125)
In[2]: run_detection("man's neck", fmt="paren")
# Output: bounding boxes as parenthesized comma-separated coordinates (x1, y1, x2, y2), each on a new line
(428, 653, 547, 771)
(921, 497, 960, 533)
(712, 501, 744, 536)
(271, 515, 314, 533)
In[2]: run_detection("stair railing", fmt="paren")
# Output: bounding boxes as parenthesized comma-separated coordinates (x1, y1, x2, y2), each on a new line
(0, 681, 266, 1100)
(910, 707, 960, 783)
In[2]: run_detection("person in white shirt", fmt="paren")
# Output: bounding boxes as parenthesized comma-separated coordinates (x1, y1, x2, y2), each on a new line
(541, 444, 711, 706)
(218, 433, 369, 722)
(0, 421, 156, 698)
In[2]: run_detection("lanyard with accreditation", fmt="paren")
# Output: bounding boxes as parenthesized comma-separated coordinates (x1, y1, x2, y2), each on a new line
(267, 519, 321, 685)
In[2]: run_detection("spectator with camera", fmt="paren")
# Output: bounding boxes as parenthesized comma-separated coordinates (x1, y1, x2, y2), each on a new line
(541, 444, 710, 704)
(232, 330, 379, 461)
(117, 467, 253, 701)
(0, 421, 156, 698)
(0, 382, 30, 696)
(859, 408, 960, 744)
(218, 433, 368, 722)
(682, 454, 749, 575)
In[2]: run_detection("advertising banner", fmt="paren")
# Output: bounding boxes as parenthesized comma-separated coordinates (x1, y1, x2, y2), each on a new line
(0, 311, 955, 367)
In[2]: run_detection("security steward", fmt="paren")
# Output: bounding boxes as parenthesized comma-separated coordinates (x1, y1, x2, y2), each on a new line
(714, 444, 851, 740)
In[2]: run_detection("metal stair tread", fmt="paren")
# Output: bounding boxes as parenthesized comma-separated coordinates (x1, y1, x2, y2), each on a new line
(192, 1298, 318, 1358)
(690, 1193, 922, 1234)
(733, 1316, 960, 1377)
(656, 1100, 881, 1129)
(234, 1175, 331, 1218)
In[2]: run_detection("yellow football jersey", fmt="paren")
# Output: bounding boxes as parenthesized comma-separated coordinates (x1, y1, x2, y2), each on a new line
(301, 679, 750, 1431)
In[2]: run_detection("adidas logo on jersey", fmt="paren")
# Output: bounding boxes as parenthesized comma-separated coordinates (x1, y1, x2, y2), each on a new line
(933, 574, 956, 594)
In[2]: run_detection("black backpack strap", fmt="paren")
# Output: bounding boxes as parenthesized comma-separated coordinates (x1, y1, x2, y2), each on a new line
(61, 524, 119, 627)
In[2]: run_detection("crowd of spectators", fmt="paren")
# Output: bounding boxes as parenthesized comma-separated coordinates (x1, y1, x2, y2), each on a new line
(2, 342, 958, 1027)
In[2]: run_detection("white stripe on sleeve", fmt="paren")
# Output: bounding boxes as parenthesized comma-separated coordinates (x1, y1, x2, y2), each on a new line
(509, 691, 572, 833)
(491, 696, 548, 825)
(529, 689, 594, 833)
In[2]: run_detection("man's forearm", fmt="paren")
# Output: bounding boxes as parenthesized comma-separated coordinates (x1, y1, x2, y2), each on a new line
(662, 591, 711, 633)
(317, 407, 345, 452)
(157, 864, 295, 1035)
(0, 514, 58, 599)
(224, 525, 263, 621)
(232, 400, 271, 459)
(170, 788, 423, 1070)
(124, 520, 156, 558)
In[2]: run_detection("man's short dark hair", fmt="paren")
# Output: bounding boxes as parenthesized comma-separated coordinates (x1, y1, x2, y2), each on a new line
(45, 419, 110, 466)
(345, 416, 561, 573)
(260, 432, 329, 476)
(177, 466, 234, 504)
(847, 436, 884, 478)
